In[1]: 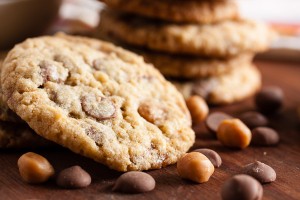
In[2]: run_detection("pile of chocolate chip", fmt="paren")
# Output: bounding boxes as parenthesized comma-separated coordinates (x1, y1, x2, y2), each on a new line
(16, 86, 285, 199)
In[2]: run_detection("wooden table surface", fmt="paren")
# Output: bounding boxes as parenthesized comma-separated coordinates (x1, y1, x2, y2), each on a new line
(0, 59, 299, 200)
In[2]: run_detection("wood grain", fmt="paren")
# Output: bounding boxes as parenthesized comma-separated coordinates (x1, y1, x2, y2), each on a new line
(0, 59, 299, 200)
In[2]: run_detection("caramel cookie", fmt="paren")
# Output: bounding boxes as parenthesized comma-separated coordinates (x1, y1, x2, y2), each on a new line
(99, 10, 275, 57)
(173, 64, 261, 104)
(99, 0, 239, 23)
(1, 33, 195, 171)
(0, 121, 53, 148)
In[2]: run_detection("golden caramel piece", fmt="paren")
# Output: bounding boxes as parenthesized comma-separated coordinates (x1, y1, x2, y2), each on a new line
(186, 96, 209, 124)
(17, 152, 55, 184)
(217, 119, 251, 149)
(177, 152, 214, 183)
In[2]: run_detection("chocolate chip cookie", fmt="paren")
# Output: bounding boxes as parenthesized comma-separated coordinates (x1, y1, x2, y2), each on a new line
(93, 32, 254, 79)
(99, 0, 239, 23)
(0, 53, 52, 148)
(0, 53, 23, 122)
(99, 9, 275, 57)
(1, 33, 195, 171)
(173, 64, 261, 104)
(140, 50, 254, 79)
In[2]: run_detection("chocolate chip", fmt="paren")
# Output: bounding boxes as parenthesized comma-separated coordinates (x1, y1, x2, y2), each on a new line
(93, 58, 109, 71)
(56, 166, 91, 189)
(40, 60, 68, 84)
(251, 127, 280, 146)
(54, 54, 75, 70)
(138, 102, 166, 124)
(191, 79, 217, 100)
(239, 111, 268, 129)
(255, 86, 283, 114)
(241, 161, 276, 183)
(81, 94, 116, 120)
(113, 171, 155, 193)
(193, 148, 222, 167)
(206, 112, 232, 133)
(221, 174, 263, 200)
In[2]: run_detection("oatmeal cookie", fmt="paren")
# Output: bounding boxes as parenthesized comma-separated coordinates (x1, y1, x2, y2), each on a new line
(0, 53, 23, 122)
(1, 33, 195, 171)
(173, 64, 261, 104)
(99, 0, 239, 23)
(93, 32, 254, 79)
(139, 50, 254, 79)
(99, 10, 275, 57)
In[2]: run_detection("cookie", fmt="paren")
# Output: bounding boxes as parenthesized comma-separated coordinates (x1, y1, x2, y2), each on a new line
(173, 64, 261, 104)
(99, 0, 239, 23)
(0, 54, 23, 123)
(0, 121, 53, 148)
(0, 53, 51, 148)
(1, 33, 195, 171)
(138, 50, 254, 79)
(94, 32, 255, 79)
(99, 9, 275, 57)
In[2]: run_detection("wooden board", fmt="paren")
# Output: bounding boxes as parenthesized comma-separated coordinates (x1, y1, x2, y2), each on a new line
(0, 59, 299, 200)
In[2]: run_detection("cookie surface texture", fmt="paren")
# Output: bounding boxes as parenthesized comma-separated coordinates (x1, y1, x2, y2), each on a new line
(173, 64, 261, 105)
(0, 52, 54, 148)
(1, 34, 195, 171)
(100, 0, 239, 23)
(0, 53, 23, 122)
(99, 10, 275, 57)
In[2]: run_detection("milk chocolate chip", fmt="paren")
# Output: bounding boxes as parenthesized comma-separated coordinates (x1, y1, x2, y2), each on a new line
(206, 112, 232, 133)
(193, 148, 222, 168)
(255, 86, 283, 114)
(192, 79, 217, 100)
(81, 94, 116, 120)
(40, 60, 68, 84)
(251, 127, 280, 146)
(113, 171, 155, 193)
(56, 166, 91, 189)
(221, 174, 263, 200)
(239, 111, 268, 129)
(241, 161, 276, 183)
(138, 102, 166, 124)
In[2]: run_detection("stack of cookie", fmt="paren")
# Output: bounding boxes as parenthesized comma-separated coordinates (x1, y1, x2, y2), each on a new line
(96, 0, 275, 104)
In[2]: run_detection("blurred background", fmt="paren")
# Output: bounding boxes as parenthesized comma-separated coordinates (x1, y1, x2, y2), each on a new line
(238, 0, 300, 61)
(1, 0, 300, 60)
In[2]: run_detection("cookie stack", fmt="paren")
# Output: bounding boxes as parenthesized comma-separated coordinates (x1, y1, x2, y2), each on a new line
(96, 0, 275, 104)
